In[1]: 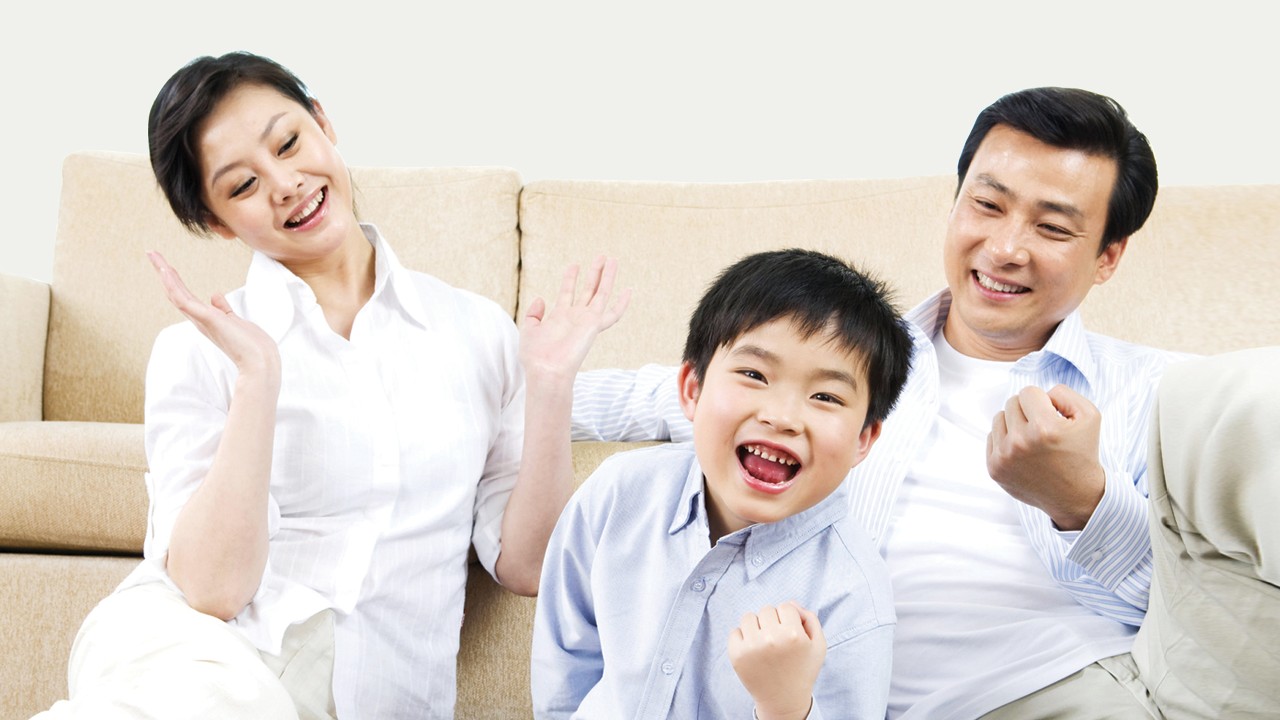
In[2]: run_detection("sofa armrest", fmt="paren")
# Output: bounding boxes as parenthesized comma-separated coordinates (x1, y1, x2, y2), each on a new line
(0, 273, 50, 422)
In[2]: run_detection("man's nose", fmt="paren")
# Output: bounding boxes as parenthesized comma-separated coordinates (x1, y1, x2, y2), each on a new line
(984, 223, 1032, 265)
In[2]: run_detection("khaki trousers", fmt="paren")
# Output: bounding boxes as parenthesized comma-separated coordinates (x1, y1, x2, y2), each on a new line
(33, 582, 336, 720)
(985, 347, 1280, 720)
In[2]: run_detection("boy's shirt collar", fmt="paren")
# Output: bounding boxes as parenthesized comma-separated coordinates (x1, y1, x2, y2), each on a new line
(669, 448, 852, 579)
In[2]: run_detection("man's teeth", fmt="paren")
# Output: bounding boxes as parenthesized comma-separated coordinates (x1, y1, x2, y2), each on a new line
(289, 190, 324, 225)
(976, 272, 1025, 293)
(744, 444, 797, 466)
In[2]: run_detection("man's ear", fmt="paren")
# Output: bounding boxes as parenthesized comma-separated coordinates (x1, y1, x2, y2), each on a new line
(312, 98, 337, 145)
(1093, 237, 1128, 285)
(677, 361, 700, 423)
(849, 419, 883, 469)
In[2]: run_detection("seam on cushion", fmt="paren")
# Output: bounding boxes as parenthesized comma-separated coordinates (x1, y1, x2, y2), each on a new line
(0, 452, 146, 472)
(517, 183, 946, 212)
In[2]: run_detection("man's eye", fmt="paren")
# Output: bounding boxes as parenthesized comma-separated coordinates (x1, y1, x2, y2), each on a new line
(230, 178, 255, 198)
(1041, 224, 1070, 236)
(278, 134, 298, 155)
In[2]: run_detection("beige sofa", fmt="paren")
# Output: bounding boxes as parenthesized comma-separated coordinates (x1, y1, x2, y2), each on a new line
(2, 151, 1277, 719)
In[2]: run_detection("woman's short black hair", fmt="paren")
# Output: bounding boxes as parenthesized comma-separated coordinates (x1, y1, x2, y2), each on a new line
(148, 51, 314, 234)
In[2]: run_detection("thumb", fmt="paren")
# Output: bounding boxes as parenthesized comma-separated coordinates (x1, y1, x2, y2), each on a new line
(794, 603, 825, 645)
(522, 297, 546, 329)
(1046, 384, 1092, 420)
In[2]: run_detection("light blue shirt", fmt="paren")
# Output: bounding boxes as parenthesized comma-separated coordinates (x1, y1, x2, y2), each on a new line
(570, 290, 1187, 718)
(531, 443, 894, 719)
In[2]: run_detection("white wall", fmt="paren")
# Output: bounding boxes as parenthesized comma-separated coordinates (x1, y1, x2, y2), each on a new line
(4, 1, 1277, 283)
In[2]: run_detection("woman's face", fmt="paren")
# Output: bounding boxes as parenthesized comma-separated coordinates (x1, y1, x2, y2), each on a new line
(197, 83, 360, 270)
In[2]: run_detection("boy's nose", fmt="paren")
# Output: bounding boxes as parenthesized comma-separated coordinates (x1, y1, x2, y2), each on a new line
(757, 398, 802, 434)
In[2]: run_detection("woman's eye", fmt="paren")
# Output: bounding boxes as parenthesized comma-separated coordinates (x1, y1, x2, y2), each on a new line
(230, 178, 255, 198)
(278, 134, 298, 155)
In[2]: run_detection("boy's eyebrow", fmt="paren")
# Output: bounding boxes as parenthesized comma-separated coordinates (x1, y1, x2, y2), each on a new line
(729, 344, 860, 389)
(209, 112, 288, 187)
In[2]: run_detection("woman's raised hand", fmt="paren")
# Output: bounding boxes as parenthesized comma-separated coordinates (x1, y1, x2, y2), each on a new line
(147, 251, 281, 381)
(519, 256, 630, 382)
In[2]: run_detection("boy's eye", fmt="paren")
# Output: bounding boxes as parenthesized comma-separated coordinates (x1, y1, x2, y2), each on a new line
(278, 134, 298, 156)
(812, 392, 845, 406)
(230, 177, 256, 198)
(737, 369, 766, 382)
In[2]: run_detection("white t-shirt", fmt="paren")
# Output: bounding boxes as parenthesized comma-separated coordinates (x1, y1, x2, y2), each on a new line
(122, 224, 524, 719)
(883, 331, 1134, 719)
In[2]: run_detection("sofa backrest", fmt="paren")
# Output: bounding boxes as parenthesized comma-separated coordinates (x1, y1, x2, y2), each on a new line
(518, 177, 1280, 370)
(44, 152, 521, 424)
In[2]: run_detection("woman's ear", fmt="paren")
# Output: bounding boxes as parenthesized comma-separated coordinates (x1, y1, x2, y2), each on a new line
(311, 99, 337, 145)
(677, 361, 701, 422)
(206, 214, 237, 240)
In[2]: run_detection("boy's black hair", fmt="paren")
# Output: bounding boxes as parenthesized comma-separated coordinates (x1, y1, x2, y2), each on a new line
(956, 87, 1158, 252)
(148, 51, 315, 235)
(682, 248, 913, 427)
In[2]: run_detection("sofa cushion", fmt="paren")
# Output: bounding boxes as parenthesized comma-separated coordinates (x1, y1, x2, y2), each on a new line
(0, 553, 138, 719)
(518, 177, 954, 371)
(44, 153, 522, 424)
(518, 179, 1280, 372)
(0, 421, 146, 553)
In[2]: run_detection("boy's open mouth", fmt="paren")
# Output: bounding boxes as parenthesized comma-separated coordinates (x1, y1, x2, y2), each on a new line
(737, 443, 800, 487)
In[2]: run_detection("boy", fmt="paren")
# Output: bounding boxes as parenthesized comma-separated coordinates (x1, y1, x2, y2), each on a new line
(531, 248, 913, 719)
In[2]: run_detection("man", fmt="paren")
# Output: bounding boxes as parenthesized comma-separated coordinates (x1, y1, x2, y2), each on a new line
(573, 88, 1177, 718)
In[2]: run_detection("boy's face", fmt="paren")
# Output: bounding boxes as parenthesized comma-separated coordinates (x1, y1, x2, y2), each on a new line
(679, 317, 882, 541)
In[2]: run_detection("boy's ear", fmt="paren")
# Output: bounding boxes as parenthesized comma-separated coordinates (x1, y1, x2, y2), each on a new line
(849, 419, 883, 469)
(677, 362, 700, 423)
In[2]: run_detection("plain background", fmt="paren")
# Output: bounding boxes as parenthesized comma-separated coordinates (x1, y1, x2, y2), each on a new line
(3, 1, 1277, 283)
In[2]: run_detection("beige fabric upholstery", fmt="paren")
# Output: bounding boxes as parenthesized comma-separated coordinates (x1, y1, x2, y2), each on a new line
(0, 554, 138, 718)
(0, 274, 50, 422)
(44, 153, 521, 424)
(518, 177, 954, 370)
(0, 421, 146, 552)
(1134, 347, 1280, 717)
(1082, 184, 1280, 354)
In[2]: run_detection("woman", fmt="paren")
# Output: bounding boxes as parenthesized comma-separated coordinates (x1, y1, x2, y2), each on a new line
(38, 51, 625, 719)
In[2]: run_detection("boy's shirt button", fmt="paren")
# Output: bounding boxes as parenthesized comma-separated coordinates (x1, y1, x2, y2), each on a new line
(691, 578, 706, 592)
(752, 555, 764, 567)
(661, 660, 676, 675)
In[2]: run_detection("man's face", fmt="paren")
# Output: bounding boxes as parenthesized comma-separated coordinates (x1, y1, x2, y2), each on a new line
(678, 317, 881, 542)
(943, 124, 1127, 361)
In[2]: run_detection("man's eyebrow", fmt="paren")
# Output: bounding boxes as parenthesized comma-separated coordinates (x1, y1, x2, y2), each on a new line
(974, 173, 1083, 220)
(209, 112, 288, 187)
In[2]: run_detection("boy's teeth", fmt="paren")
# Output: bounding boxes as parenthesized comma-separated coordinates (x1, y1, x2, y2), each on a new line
(746, 444, 797, 466)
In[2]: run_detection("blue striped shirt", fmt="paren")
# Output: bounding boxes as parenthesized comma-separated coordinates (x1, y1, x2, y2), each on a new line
(571, 289, 1186, 717)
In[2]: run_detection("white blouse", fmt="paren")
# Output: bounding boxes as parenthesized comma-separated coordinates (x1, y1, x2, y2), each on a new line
(122, 224, 524, 718)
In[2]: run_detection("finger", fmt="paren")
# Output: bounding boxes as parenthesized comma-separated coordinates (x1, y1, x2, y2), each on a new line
(148, 252, 204, 315)
(774, 601, 804, 628)
(579, 255, 607, 305)
(1017, 385, 1063, 424)
(556, 264, 580, 308)
(990, 409, 1008, 442)
(210, 293, 235, 316)
(586, 256, 617, 308)
(522, 296, 546, 328)
(739, 611, 762, 635)
(797, 606, 826, 645)
(1003, 393, 1030, 429)
(602, 287, 631, 328)
(1046, 384, 1091, 420)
